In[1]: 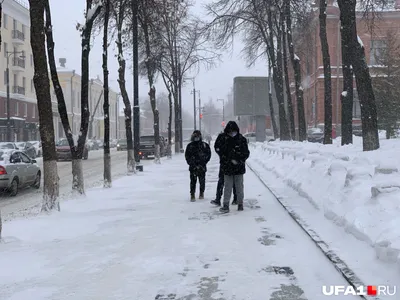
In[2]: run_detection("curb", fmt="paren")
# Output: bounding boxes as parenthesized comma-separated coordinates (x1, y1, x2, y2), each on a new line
(247, 160, 379, 300)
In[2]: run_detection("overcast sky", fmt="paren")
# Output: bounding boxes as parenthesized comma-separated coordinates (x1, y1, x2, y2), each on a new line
(49, 0, 267, 116)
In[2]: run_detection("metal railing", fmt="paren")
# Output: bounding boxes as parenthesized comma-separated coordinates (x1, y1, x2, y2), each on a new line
(12, 86, 25, 95)
(12, 30, 25, 41)
(12, 57, 25, 68)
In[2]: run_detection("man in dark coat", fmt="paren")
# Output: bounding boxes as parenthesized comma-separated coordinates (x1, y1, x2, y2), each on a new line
(218, 121, 250, 213)
(210, 131, 237, 206)
(185, 130, 211, 201)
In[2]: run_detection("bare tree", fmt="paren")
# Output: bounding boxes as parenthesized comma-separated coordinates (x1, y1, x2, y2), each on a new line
(45, 0, 102, 194)
(111, 0, 135, 172)
(29, 0, 59, 211)
(138, 0, 161, 163)
(319, 0, 332, 144)
(337, 0, 379, 151)
(103, 0, 112, 186)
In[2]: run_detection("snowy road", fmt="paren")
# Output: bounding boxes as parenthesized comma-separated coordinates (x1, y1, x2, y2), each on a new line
(0, 153, 361, 299)
(0, 149, 155, 220)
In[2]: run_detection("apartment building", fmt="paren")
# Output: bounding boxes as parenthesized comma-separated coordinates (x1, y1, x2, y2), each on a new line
(0, 0, 38, 142)
(52, 58, 119, 141)
(292, 0, 400, 130)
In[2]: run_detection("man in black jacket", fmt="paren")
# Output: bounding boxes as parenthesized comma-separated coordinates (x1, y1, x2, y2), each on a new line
(218, 121, 250, 213)
(210, 131, 237, 206)
(185, 130, 211, 201)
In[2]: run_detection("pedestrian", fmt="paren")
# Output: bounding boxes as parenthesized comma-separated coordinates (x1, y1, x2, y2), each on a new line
(218, 121, 250, 213)
(210, 131, 238, 206)
(185, 130, 211, 201)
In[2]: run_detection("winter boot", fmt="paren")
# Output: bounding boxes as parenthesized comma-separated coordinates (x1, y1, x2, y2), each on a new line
(238, 204, 243, 211)
(190, 194, 196, 202)
(199, 192, 204, 199)
(219, 204, 229, 213)
(232, 199, 238, 205)
(210, 199, 221, 206)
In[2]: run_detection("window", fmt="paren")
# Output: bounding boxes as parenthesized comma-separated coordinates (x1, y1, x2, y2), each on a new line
(3, 70, 7, 85)
(13, 73, 17, 87)
(353, 89, 361, 119)
(15, 102, 18, 116)
(32, 106, 35, 118)
(4, 100, 6, 114)
(3, 14, 7, 29)
(22, 77, 26, 89)
(3, 42, 7, 57)
(20, 152, 31, 163)
(24, 103, 27, 116)
(370, 40, 386, 65)
(30, 54, 33, 66)
(22, 24, 25, 36)
(13, 19, 17, 30)
(31, 79, 34, 92)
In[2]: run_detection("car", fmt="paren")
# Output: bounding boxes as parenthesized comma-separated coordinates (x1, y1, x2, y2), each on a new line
(139, 135, 167, 159)
(87, 139, 100, 150)
(0, 142, 19, 150)
(116, 139, 128, 151)
(56, 138, 89, 161)
(16, 142, 37, 159)
(0, 149, 41, 196)
(307, 128, 324, 143)
(353, 124, 362, 137)
(29, 141, 42, 157)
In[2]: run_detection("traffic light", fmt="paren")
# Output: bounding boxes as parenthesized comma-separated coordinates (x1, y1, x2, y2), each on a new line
(221, 121, 225, 127)
(200, 113, 203, 119)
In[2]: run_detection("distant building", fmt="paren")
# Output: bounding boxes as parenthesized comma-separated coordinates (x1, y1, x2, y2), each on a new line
(0, 0, 38, 141)
(52, 58, 118, 141)
(294, 0, 400, 130)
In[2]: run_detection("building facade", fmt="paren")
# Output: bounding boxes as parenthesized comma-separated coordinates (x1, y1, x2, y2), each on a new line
(293, 0, 400, 131)
(52, 59, 119, 141)
(0, 0, 38, 142)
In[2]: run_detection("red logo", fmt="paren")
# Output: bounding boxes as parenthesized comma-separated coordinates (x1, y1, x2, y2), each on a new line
(367, 286, 377, 296)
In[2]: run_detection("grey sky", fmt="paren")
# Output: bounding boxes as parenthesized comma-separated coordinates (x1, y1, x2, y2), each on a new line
(50, 0, 267, 116)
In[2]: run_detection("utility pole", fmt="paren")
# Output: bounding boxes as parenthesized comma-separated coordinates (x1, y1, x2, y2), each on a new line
(198, 90, 201, 132)
(132, 0, 142, 170)
(191, 80, 196, 130)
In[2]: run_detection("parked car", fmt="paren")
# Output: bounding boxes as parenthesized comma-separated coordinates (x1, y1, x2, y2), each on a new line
(0, 149, 41, 196)
(116, 139, 128, 151)
(29, 141, 42, 157)
(87, 139, 100, 150)
(0, 142, 19, 150)
(139, 135, 167, 159)
(307, 128, 324, 143)
(353, 124, 362, 137)
(110, 139, 117, 148)
(56, 138, 89, 160)
(16, 142, 37, 159)
(96, 140, 104, 148)
(265, 129, 275, 141)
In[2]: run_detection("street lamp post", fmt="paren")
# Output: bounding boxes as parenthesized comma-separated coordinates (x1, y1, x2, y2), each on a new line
(217, 98, 225, 127)
(6, 51, 25, 142)
(116, 93, 120, 139)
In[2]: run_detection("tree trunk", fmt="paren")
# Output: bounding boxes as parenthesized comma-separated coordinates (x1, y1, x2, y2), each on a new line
(103, 0, 111, 187)
(339, 15, 354, 145)
(282, 17, 295, 139)
(338, 0, 380, 151)
(319, 0, 333, 144)
(284, 0, 307, 141)
(267, 10, 290, 140)
(173, 83, 180, 152)
(29, 0, 59, 211)
(167, 89, 173, 158)
(116, 4, 135, 173)
(268, 61, 279, 139)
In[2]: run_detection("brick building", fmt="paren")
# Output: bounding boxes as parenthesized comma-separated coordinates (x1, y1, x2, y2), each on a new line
(292, 0, 400, 131)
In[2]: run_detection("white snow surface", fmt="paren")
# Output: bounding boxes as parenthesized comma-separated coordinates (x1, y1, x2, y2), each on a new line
(0, 153, 363, 299)
(248, 137, 400, 271)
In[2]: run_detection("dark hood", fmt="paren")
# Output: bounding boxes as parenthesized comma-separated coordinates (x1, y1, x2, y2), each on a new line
(224, 121, 240, 134)
(190, 130, 202, 142)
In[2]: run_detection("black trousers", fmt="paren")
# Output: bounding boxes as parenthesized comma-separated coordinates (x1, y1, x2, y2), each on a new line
(190, 169, 206, 195)
(216, 165, 237, 201)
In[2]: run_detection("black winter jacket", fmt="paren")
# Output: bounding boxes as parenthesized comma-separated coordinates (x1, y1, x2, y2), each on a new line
(185, 139, 211, 172)
(217, 121, 250, 175)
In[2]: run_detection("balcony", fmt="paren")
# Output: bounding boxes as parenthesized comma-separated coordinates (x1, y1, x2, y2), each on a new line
(12, 86, 25, 95)
(11, 57, 25, 72)
(12, 30, 25, 45)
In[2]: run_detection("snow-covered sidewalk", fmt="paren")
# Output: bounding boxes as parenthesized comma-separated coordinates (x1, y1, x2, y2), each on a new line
(1, 153, 359, 300)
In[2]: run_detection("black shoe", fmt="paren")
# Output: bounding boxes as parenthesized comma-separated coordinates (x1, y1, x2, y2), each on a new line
(210, 199, 221, 206)
(238, 204, 243, 211)
(232, 199, 238, 205)
(190, 194, 195, 202)
(219, 205, 229, 213)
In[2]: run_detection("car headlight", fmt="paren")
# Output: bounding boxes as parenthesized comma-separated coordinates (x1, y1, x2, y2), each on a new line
(117, 144, 120, 147)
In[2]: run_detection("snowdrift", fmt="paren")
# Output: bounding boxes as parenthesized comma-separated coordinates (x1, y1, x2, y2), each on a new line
(248, 137, 400, 268)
